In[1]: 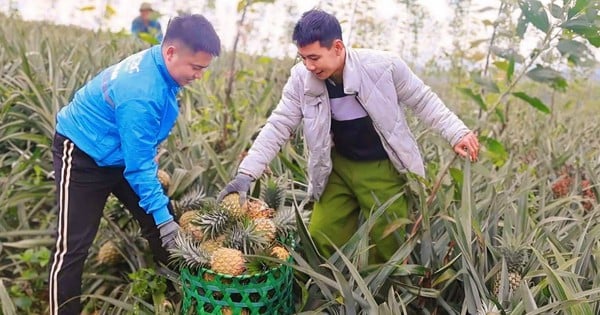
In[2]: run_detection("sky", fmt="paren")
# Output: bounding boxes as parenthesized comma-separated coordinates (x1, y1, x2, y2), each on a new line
(1, 0, 596, 68)
(0, 0, 500, 61)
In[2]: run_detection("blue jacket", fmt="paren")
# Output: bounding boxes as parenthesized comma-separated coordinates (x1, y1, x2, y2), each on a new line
(131, 17, 163, 42)
(56, 45, 181, 225)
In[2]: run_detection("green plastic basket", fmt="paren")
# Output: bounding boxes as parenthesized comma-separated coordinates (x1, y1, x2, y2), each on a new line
(181, 260, 294, 315)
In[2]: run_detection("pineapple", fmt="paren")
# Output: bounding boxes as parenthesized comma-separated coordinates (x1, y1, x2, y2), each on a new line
(254, 218, 277, 242)
(179, 211, 199, 229)
(220, 193, 247, 219)
(493, 245, 528, 297)
(581, 178, 596, 211)
(199, 235, 227, 255)
(97, 241, 122, 266)
(211, 248, 246, 276)
(246, 199, 274, 220)
(270, 246, 290, 260)
(551, 175, 571, 198)
(157, 169, 170, 190)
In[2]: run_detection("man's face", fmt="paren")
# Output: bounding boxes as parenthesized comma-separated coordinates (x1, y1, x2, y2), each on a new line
(297, 39, 344, 80)
(140, 9, 152, 22)
(164, 44, 213, 86)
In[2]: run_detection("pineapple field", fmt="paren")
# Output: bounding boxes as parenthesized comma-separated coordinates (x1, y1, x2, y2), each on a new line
(1, 1, 600, 314)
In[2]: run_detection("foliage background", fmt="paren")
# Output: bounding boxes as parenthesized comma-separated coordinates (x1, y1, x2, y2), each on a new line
(0, 0, 599, 314)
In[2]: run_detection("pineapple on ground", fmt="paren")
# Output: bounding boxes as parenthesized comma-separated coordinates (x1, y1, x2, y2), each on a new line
(493, 245, 528, 298)
(211, 248, 246, 276)
(97, 240, 122, 266)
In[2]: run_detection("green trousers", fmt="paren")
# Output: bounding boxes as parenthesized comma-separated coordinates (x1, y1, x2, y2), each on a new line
(308, 152, 408, 263)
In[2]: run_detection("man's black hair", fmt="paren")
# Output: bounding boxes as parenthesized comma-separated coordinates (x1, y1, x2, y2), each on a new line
(163, 14, 221, 56)
(292, 9, 342, 48)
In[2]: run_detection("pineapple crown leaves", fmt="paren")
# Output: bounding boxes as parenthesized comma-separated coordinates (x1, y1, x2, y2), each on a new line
(194, 201, 237, 239)
(272, 206, 296, 238)
(172, 184, 206, 214)
(168, 232, 211, 271)
(226, 221, 270, 255)
(259, 177, 286, 210)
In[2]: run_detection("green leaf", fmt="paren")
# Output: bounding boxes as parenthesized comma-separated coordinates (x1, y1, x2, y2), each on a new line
(556, 39, 595, 66)
(550, 4, 563, 18)
(471, 72, 500, 93)
(481, 137, 508, 167)
(519, 0, 550, 33)
(516, 13, 529, 38)
(512, 92, 551, 114)
(568, 0, 590, 19)
(561, 18, 600, 47)
(491, 46, 525, 63)
(526, 65, 568, 91)
(458, 88, 487, 110)
(508, 58, 515, 82)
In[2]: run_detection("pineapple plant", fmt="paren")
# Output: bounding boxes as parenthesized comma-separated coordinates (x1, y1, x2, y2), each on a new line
(493, 245, 529, 298)
(97, 240, 122, 266)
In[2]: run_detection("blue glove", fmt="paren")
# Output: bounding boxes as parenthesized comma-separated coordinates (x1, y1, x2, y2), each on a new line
(157, 219, 180, 251)
(217, 173, 253, 204)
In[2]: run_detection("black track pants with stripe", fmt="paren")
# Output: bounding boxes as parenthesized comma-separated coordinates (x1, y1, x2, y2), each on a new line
(48, 133, 172, 315)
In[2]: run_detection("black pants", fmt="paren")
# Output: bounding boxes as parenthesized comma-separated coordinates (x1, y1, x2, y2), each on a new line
(48, 133, 172, 315)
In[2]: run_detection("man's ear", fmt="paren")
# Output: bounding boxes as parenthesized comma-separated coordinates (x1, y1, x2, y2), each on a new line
(165, 45, 176, 61)
(334, 39, 345, 55)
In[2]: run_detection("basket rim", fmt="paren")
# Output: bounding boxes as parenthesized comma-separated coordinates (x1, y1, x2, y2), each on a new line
(181, 257, 292, 280)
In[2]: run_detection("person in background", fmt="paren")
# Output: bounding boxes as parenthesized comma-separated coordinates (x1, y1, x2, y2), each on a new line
(48, 14, 220, 314)
(131, 2, 163, 42)
(218, 9, 479, 263)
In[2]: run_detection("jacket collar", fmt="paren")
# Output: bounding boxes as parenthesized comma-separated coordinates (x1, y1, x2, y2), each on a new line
(303, 47, 360, 97)
(151, 45, 181, 91)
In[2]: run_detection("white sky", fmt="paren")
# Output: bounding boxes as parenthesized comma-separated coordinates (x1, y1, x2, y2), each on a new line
(0, 0, 500, 59)
(2, 0, 596, 66)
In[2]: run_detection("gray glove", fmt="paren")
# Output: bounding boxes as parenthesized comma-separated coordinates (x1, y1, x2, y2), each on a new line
(217, 173, 253, 204)
(158, 219, 180, 251)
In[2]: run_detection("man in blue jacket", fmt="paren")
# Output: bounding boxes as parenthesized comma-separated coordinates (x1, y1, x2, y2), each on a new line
(49, 14, 220, 314)
(131, 2, 163, 42)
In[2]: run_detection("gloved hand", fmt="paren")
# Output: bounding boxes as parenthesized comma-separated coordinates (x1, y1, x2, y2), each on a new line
(158, 219, 180, 251)
(217, 173, 253, 204)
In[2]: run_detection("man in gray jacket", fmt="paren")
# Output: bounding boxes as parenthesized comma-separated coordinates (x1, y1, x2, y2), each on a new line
(219, 9, 479, 262)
